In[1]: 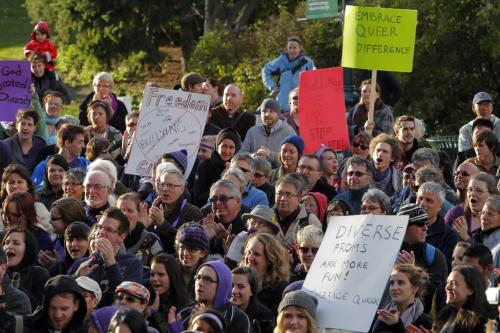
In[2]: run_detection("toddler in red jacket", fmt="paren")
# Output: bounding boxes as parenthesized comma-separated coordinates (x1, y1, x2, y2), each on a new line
(24, 21, 58, 70)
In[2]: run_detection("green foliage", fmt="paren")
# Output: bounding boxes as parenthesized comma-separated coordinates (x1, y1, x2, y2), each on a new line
(352, 0, 500, 135)
(189, 8, 342, 111)
(25, 0, 185, 87)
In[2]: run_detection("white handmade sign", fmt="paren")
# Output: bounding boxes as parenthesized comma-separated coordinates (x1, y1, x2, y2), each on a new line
(125, 85, 210, 177)
(303, 214, 408, 332)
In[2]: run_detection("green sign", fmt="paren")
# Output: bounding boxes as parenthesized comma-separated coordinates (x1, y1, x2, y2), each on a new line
(307, 0, 338, 19)
(341, 5, 417, 72)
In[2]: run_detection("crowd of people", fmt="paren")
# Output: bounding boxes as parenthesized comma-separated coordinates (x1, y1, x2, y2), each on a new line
(0, 22, 498, 333)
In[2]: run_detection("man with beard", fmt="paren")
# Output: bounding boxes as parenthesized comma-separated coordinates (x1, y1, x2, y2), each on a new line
(394, 115, 420, 168)
(241, 98, 295, 166)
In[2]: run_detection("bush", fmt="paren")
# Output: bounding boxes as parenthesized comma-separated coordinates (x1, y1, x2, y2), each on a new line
(188, 8, 342, 111)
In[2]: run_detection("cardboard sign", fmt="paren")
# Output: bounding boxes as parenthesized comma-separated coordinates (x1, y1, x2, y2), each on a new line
(298, 67, 349, 153)
(341, 5, 418, 72)
(303, 214, 408, 331)
(307, 0, 338, 19)
(0, 61, 32, 121)
(125, 85, 210, 177)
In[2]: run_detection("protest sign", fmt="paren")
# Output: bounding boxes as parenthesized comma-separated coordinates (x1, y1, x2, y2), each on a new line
(298, 67, 349, 153)
(0, 61, 31, 121)
(306, 0, 338, 19)
(125, 85, 210, 178)
(341, 5, 418, 72)
(303, 214, 408, 331)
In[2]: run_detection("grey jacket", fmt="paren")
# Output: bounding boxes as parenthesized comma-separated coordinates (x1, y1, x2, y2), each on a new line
(240, 119, 296, 166)
(458, 115, 500, 152)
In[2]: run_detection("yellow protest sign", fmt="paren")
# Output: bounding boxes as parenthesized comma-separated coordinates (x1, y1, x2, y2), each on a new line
(341, 5, 417, 72)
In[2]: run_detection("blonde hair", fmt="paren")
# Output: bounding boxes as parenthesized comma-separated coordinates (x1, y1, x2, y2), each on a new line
(296, 225, 323, 246)
(273, 306, 317, 333)
(241, 233, 289, 288)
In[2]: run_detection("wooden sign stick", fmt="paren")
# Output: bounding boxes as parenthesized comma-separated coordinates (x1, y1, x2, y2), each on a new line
(366, 69, 377, 136)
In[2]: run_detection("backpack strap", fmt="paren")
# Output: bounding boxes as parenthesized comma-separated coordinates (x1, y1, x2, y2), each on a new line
(425, 243, 436, 266)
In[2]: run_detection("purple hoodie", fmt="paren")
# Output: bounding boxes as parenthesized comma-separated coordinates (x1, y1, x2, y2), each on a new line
(91, 306, 119, 333)
(197, 260, 232, 310)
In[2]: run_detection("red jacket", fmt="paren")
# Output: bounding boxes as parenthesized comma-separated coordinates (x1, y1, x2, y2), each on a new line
(24, 21, 57, 70)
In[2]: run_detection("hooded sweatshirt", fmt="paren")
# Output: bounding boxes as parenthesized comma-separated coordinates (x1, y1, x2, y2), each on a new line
(174, 260, 251, 333)
(6, 229, 50, 311)
(305, 192, 328, 224)
(24, 275, 87, 333)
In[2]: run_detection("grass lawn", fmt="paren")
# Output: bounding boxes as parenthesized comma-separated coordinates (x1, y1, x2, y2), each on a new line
(0, 1, 83, 118)
(0, 0, 32, 59)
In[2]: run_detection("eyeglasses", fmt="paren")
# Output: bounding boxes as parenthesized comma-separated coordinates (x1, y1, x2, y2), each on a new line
(276, 191, 299, 199)
(299, 246, 319, 254)
(157, 182, 183, 190)
(454, 170, 470, 177)
(210, 195, 234, 203)
(347, 171, 367, 177)
(361, 205, 382, 212)
(467, 187, 488, 194)
(195, 274, 218, 284)
(84, 184, 108, 191)
(94, 83, 112, 89)
(115, 293, 144, 304)
(239, 167, 251, 173)
(298, 165, 318, 172)
(352, 143, 369, 150)
(480, 210, 499, 218)
(96, 224, 119, 234)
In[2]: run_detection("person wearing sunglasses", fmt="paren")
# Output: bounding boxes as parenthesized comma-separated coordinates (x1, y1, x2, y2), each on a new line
(173, 260, 251, 333)
(201, 180, 248, 256)
(396, 203, 448, 313)
(453, 161, 480, 204)
(291, 225, 323, 282)
(334, 156, 373, 215)
(114, 281, 153, 321)
(251, 157, 275, 204)
(228, 154, 269, 209)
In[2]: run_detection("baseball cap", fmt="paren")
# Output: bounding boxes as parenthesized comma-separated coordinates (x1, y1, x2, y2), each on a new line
(473, 92, 493, 105)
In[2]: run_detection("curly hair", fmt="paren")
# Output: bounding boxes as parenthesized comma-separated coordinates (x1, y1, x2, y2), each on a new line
(369, 133, 401, 166)
(241, 233, 289, 288)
